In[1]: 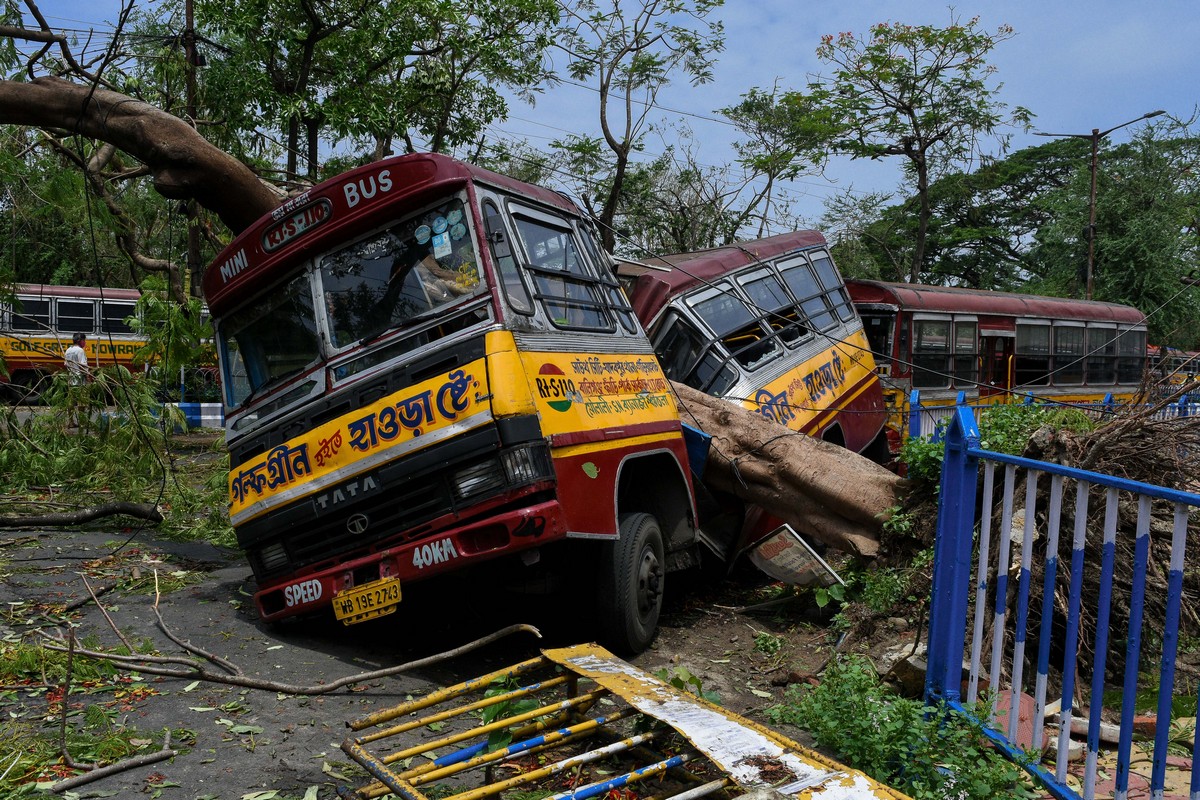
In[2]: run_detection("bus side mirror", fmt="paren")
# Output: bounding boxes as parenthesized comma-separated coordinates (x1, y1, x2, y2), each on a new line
(484, 209, 512, 260)
(491, 231, 512, 260)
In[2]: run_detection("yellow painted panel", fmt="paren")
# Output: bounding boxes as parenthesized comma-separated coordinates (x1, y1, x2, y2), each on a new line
(229, 359, 490, 522)
(517, 350, 679, 437)
(744, 330, 879, 430)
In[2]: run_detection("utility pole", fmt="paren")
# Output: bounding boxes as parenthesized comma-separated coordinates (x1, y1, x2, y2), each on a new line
(184, 0, 200, 296)
(1035, 110, 1165, 300)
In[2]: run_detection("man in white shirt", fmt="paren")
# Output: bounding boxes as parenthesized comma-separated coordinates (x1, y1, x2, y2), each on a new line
(64, 332, 90, 427)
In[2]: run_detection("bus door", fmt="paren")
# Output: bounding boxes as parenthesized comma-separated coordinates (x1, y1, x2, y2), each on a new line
(979, 333, 1014, 401)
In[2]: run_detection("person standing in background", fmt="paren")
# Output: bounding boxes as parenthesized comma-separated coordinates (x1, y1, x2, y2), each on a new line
(63, 331, 91, 427)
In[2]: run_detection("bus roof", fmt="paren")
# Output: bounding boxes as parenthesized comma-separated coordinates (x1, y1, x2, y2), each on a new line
(202, 153, 582, 314)
(846, 279, 1147, 326)
(13, 284, 142, 301)
(622, 230, 828, 326)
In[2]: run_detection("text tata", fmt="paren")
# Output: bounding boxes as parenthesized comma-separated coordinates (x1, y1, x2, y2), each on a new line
(343, 169, 393, 208)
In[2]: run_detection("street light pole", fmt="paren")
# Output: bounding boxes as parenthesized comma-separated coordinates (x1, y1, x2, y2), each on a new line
(1035, 109, 1166, 300)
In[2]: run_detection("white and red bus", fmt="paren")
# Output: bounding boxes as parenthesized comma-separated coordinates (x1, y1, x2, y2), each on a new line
(0, 284, 144, 399)
(846, 280, 1148, 449)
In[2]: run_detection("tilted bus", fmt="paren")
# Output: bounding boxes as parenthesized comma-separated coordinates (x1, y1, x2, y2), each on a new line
(619, 232, 889, 556)
(621, 233, 888, 455)
(201, 153, 701, 653)
(846, 279, 1148, 449)
(0, 284, 144, 400)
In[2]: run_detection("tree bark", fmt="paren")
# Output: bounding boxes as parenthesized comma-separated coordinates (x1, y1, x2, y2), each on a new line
(0, 501, 163, 528)
(672, 382, 907, 558)
(0, 77, 279, 233)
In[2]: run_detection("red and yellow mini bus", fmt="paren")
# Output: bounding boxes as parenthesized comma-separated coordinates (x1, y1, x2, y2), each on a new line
(621, 232, 888, 458)
(619, 232, 888, 558)
(846, 280, 1148, 449)
(202, 153, 701, 652)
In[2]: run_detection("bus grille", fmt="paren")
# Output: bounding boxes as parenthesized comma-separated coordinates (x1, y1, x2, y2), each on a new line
(245, 443, 553, 582)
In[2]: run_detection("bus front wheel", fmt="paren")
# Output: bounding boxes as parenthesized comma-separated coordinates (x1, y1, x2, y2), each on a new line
(597, 513, 664, 655)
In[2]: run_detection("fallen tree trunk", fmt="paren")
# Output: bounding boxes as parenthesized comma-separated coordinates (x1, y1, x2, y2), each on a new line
(672, 381, 908, 558)
(0, 501, 163, 528)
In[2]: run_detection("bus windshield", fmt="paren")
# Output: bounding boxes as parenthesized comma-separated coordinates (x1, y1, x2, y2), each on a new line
(321, 198, 482, 347)
(218, 197, 485, 409)
(221, 272, 320, 406)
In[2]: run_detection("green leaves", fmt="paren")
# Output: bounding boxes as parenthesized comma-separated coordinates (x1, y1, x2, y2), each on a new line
(766, 655, 1038, 800)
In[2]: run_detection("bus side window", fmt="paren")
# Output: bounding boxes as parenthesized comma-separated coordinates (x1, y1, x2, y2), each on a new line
(11, 298, 50, 331)
(56, 299, 96, 334)
(912, 319, 951, 388)
(654, 314, 737, 395)
(485, 201, 532, 314)
(953, 321, 978, 384)
(690, 286, 779, 371)
(1015, 323, 1051, 386)
(101, 302, 136, 334)
(513, 212, 612, 331)
(810, 252, 856, 323)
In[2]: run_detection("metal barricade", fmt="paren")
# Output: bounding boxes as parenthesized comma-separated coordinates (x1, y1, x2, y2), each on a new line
(341, 644, 910, 800)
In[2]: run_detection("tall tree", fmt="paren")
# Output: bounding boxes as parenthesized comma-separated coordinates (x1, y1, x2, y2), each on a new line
(196, 0, 558, 181)
(553, 0, 724, 252)
(765, 14, 1031, 283)
(830, 138, 1089, 288)
(0, 0, 558, 296)
(720, 83, 825, 240)
(1030, 124, 1200, 347)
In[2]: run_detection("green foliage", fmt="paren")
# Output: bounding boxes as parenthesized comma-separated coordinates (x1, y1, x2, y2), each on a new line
(975, 402, 1094, 453)
(762, 13, 1031, 281)
(766, 655, 1038, 800)
(655, 665, 721, 705)
(0, 641, 118, 686)
(812, 582, 845, 610)
(128, 277, 219, 402)
(481, 676, 540, 751)
(899, 430, 947, 484)
(552, 0, 724, 250)
(752, 630, 785, 656)
(0, 642, 180, 793)
(899, 402, 1096, 485)
(0, 368, 232, 545)
(196, 0, 559, 180)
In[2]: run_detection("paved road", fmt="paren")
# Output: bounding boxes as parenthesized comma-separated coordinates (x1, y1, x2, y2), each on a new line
(2, 528, 570, 797)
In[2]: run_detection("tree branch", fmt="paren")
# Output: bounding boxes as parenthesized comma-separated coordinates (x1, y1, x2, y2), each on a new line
(0, 501, 163, 528)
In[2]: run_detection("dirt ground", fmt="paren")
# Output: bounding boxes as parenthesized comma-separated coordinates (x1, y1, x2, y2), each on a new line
(0, 523, 899, 799)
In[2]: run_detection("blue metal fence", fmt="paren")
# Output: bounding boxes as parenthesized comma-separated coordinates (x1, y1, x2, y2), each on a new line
(925, 404, 1200, 799)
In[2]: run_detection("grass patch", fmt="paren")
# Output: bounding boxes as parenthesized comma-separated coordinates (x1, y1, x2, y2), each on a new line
(766, 655, 1040, 800)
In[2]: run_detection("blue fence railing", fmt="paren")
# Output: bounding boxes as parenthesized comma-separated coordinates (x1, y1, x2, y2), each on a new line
(907, 389, 1198, 442)
(925, 404, 1200, 799)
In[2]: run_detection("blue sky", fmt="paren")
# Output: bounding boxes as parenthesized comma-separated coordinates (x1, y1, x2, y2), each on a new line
(21, 0, 1200, 225)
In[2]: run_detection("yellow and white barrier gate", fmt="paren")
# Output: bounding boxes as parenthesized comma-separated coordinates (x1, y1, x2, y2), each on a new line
(340, 644, 909, 800)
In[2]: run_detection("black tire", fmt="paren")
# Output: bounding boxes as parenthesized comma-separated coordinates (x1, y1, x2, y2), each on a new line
(597, 512, 664, 655)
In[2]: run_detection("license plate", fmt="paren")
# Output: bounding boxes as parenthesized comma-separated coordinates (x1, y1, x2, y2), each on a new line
(333, 577, 401, 624)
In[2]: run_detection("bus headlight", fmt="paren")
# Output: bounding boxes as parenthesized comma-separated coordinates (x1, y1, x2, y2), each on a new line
(452, 461, 506, 500)
(501, 446, 541, 484)
(257, 542, 290, 573)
